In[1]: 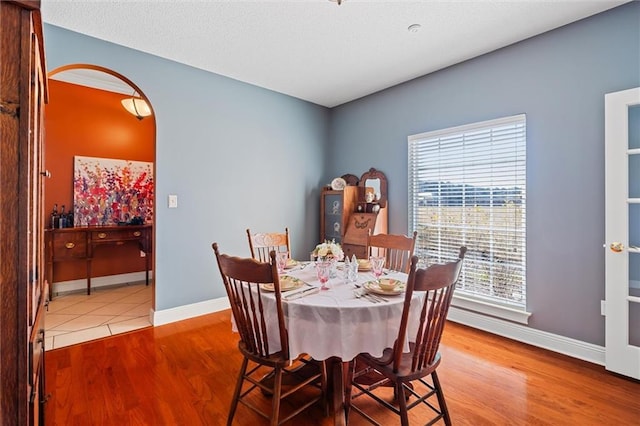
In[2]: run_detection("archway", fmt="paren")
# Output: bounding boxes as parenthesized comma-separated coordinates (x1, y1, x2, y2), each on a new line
(45, 64, 156, 347)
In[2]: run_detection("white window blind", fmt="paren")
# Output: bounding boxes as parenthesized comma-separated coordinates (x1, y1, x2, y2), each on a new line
(408, 114, 526, 309)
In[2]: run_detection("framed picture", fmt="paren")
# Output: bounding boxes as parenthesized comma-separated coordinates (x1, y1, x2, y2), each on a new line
(73, 156, 154, 226)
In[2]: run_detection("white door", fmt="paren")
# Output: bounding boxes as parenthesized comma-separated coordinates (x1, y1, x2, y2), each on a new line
(605, 87, 640, 379)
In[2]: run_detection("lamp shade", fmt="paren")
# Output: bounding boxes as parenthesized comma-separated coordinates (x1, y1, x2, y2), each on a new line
(121, 97, 152, 119)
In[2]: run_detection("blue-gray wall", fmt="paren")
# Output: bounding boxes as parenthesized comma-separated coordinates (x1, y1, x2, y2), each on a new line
(326, 2, 640, 345)
(44, 25, 329, 311)
(43, 1, 639, 345)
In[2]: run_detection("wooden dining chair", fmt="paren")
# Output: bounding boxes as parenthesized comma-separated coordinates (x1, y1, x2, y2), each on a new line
(367, 231, 418, 273)
(345, 247, 467, 426)
(246, 228, 291, 262)
(212, 243, 326, 426)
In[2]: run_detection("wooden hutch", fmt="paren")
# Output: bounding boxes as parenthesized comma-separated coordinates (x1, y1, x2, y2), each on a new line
(320, 168, 388, 259)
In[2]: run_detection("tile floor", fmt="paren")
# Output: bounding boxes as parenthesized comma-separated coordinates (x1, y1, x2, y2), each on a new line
(45, 281, 152, 350)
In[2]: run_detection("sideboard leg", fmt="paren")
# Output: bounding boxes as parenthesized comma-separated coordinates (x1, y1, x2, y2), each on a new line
(86, 259, 92, 295)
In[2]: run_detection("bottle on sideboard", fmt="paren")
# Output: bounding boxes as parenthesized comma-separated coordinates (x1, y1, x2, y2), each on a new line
(59, 205, 67, 229)
(67, 208, 74, 228)
(50, 203, 58, 229)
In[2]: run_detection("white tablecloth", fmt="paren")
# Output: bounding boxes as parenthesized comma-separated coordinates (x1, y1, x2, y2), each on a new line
(260, 263, 424, 361)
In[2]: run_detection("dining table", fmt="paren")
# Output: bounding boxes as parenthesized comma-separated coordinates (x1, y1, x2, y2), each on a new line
(258, 260, 425, 426)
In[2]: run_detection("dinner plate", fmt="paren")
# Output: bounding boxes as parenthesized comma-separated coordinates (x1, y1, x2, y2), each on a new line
(260, 275, 304, 292)
(363, 280, 405, 296)
(284, 259, 299, 269)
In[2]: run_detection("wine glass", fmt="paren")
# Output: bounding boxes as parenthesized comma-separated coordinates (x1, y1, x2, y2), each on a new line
(276, 251, 289, 275)
(370, 256, 385, 283)
(315, 260, 332, 290)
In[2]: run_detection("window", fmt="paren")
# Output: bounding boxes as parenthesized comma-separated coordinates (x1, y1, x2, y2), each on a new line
(408, 115, 527, 315)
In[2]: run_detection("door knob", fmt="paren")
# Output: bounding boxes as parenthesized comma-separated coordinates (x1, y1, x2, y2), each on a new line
(609, 242, 624, 253)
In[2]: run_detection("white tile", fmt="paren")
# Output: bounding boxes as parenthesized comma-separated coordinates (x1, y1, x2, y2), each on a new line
(108, 317, 151, 335)
(83, 291, 131, 303)
(120, 303, 152, 317)
(90, 303, 139, 316)
(53, 326, 112, 349)
(51, 293, 90, 303)
(117, 292, 151, 304)
(45, 336, 54, 351)
(56, 302, 108, 315)
(46, 328, 72, 338)
(46, 299, 86, 313)
(45, 283, 152, 346)
(45, 313, 79, 330)
(53, 314, 116, 331)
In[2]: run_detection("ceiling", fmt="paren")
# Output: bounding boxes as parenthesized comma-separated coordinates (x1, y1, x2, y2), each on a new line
(42, 0, 629, 108)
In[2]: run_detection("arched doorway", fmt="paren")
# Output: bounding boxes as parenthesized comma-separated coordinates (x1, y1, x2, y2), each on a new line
(44, 64, 156, 349)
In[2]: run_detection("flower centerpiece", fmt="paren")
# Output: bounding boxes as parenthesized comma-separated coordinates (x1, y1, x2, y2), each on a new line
(312, 239, 344, 262)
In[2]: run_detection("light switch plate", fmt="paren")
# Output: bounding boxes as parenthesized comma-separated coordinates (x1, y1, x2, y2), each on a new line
(168, 194, 178, 208)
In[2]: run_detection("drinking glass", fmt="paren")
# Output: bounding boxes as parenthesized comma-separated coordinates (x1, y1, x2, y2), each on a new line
(276, 251, 289, 275)
(315, 260, 332, 290)
(370, 256, 385, 282)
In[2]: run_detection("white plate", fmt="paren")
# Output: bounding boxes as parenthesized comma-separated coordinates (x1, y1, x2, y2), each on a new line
(260, 275, 304, 292)
(331, 177, 347, 190)
(363, 280, 405, 296)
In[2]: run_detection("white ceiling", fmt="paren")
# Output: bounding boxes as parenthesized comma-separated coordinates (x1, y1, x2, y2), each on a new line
(42, 0, 629, 108)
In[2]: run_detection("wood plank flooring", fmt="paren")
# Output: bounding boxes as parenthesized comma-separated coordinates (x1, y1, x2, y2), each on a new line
(45, 310, 640, 425)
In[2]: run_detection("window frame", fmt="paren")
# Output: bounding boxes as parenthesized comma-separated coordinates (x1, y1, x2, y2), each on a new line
(408, 114, 531, 324)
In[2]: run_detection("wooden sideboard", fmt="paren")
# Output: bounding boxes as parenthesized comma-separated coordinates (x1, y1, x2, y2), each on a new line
(45, 224, 152, 296)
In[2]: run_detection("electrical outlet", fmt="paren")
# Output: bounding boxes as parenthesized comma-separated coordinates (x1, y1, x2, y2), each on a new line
(601, 300, 606, 316)
(168, 194, 178, 208)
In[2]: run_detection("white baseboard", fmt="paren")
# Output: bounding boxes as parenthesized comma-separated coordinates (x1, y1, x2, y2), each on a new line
(52, 271, 153, 295)
(150, 295, 605, 367)
(447, 306, 605, 366)
(152, 296, 230, 326)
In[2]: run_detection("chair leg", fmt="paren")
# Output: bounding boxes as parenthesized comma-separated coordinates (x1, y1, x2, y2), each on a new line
(270, 367, 283, 426)
(343, 360, 355, 421)
(432, 371, 451, 426)
(228, 357, 249, 426)
(396, 382, 410, 426)
(320, 359, 329, 417)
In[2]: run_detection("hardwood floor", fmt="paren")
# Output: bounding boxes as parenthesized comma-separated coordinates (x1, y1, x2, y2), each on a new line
(45, 310, 640, 425)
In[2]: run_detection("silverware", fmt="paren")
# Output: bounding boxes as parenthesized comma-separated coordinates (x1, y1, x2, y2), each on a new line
(283, 286, 319, 300)
(354, 290, 377, 303)
(354, 289, 383, 303)
(368, 293, 388, 303)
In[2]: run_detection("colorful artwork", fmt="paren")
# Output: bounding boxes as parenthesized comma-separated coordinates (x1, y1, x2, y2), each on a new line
(73, 156, 154, 226)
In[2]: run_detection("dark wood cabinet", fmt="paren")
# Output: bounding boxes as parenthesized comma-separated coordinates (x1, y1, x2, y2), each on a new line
(0, 1, 48, 424)
(45, 225, 153, 296)
(320, 186, 358, 245)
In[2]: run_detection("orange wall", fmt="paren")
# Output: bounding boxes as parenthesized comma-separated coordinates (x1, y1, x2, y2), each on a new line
(45, 79, 155, 282)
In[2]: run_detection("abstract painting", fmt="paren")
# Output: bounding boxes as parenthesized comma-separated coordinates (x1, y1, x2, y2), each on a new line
(73, 156, 154, 226)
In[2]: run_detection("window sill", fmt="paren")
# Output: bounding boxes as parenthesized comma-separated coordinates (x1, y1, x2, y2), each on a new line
(452, 294, 531, 324)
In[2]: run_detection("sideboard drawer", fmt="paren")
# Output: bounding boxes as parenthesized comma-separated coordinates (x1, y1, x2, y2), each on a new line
(52, 232, 87, 260)
(90, 228, 145, 242)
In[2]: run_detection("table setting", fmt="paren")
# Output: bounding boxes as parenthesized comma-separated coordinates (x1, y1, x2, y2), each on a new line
(257, 252, 424, 362)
